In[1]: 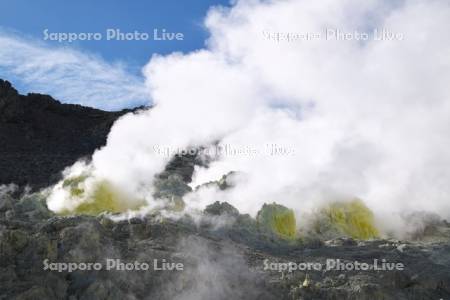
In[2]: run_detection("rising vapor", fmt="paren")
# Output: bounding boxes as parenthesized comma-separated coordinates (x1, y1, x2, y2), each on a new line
(48, 0, 450, 237)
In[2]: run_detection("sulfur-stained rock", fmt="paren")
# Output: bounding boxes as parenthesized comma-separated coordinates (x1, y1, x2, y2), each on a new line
(256, 203, 297, 240)
(313, 199, 379, 240)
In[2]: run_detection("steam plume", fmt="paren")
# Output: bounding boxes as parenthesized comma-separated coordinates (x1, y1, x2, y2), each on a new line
(48, 0, 450, 236)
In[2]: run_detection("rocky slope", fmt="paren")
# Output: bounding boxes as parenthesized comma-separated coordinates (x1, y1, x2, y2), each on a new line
(0, 79, 128, 189)
(0, 79, 196, 190)
(0, 190, 449, 300)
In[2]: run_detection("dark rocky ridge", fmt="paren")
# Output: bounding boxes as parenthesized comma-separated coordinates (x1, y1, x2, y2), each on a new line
(0, 79, 197, 190)
(0, 79, 127, 189)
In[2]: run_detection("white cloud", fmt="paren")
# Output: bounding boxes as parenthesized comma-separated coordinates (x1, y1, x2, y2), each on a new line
(0, 31, 149, 110)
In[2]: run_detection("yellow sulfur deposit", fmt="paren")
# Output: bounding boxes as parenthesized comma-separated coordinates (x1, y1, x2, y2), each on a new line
(322, 199, 379, 239)
(62, 177, 144, 215)
(257, 203, 297, 240)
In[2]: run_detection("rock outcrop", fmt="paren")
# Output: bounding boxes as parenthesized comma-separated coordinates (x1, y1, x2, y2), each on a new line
(0, 79, 129, 189)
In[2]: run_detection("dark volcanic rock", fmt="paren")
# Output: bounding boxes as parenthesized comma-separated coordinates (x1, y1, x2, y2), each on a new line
(160, 152, 203, 183)
(0, 190, 449, 300)
(205, 201, 240, 217)
(0, 79, 128, 189)
(0, 79, 198, 190)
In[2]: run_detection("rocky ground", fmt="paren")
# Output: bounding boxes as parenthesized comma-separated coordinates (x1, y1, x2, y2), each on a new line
(1, 79, 449, 299)
(0, 188, 449, 300)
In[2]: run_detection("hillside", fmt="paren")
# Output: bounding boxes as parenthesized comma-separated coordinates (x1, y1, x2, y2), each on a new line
(0, 79, 130, 189)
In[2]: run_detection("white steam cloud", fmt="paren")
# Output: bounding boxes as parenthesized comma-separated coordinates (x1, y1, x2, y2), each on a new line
(48, 0, 450, 234)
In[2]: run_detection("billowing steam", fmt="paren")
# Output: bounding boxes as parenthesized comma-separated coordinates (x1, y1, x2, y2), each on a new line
(48, 0, 450, 236)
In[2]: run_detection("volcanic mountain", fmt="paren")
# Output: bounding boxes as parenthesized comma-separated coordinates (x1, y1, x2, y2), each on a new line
(0, 79, 449, 300)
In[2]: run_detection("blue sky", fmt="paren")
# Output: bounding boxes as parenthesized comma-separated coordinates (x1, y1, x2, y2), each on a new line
(0, 0, 231, 110)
